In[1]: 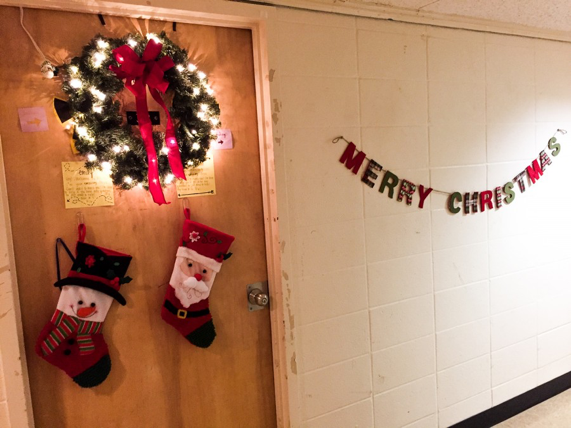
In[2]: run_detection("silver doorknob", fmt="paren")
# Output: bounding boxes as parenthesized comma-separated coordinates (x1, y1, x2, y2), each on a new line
(248, 288, 269, 307)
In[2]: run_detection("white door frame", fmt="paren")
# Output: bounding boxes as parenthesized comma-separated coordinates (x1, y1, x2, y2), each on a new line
(0, 1, 288, 426)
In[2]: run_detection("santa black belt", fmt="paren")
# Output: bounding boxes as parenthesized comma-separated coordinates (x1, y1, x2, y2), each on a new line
(164, 300, 210, 319)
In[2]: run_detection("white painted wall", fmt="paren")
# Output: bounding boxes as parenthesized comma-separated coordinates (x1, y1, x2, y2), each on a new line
(271, 7, 571, 427)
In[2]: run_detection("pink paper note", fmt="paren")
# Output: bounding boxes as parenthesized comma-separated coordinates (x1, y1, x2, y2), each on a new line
(18, 107, 49, 132)
(212, 129, 233, 150)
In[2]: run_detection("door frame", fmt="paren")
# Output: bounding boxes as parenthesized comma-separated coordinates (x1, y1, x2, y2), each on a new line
(0, 1, 288, 426)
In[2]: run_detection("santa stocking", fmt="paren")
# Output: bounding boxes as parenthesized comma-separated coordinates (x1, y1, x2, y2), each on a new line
(161, 209, 234, 348)
(35, 227, 132, 388)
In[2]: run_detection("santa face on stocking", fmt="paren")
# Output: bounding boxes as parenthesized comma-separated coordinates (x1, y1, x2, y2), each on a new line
(170, 256, 216, 308)
(161, 209, 234, 348)
(56, 285, 114, 323)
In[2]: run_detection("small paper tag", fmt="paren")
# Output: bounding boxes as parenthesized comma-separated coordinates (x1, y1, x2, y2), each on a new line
(18, 107, 49, 132)
(62, 162, 115, 208)
(211, 129, 233, 150)
(176, 156, 216, 198)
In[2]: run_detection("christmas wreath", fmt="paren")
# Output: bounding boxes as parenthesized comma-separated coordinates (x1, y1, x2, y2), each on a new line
(60, 32, 221, 205)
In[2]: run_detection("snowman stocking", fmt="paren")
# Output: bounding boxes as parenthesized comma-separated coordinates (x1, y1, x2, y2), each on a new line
(161, 209, 234, 348)
(35, 229, 132, 388)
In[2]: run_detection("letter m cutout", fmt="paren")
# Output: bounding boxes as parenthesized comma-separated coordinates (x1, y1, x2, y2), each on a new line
(526, 159, 543, 184)
(339, 142, 366, 175)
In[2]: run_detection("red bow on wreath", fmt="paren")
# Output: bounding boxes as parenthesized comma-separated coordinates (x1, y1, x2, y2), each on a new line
(110, 39, 186, 205)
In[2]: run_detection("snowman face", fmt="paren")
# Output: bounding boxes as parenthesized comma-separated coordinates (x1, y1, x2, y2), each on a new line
(56, 286, 114, 323)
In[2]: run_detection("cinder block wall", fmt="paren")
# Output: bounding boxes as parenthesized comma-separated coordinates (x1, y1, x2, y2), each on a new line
(271, 8, 571, 427)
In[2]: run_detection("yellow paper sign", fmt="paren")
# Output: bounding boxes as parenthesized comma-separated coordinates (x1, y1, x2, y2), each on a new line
(62, 162, 115, 208)
(176, 156, 216, 198)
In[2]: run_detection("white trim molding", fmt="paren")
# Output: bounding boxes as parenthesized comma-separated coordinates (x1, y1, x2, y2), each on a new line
(0, 136, 35, 428)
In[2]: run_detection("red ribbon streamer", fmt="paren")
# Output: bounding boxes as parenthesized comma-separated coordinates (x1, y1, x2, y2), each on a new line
(110, 39, 186, 205)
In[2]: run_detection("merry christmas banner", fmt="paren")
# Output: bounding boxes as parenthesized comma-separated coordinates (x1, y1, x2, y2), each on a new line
(335, 131, 565, 214)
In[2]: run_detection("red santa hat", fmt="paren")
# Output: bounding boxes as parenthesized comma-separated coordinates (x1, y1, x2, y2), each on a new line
(176, 209, 234, 273)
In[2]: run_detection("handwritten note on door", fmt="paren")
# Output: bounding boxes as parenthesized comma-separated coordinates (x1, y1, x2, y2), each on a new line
(62, 162, 115, 208)
(175, 155, 216, 198)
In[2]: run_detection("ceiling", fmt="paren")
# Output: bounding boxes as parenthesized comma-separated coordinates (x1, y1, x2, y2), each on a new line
(365, 0, 571, 32)
(246, 0, 571, 37)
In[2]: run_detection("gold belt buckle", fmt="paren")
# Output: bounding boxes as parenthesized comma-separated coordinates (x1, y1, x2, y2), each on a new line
(177, 309, 187, 319)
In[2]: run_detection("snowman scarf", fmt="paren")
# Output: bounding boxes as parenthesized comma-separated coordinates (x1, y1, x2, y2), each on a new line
(41, 310, 102, 356)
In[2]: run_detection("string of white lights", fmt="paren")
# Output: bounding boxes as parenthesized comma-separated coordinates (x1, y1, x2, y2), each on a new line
(20, 7, 58, 79)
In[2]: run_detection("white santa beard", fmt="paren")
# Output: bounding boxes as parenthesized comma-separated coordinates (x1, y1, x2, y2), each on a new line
(170, 257, 216, 307)
(175, 277, 210, 308)
(57, 285, 114, 323)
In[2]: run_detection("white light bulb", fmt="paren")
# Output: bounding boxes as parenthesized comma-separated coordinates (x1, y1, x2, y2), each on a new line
(188, 63, 197, 72)
(200, 103, 208, 111)
(191, 129, 197, 135)
(92, 52, 106, 67)
(92, 105, 103, 113)
(124, 176, 133, 184)
(165, 174, 174, 184)
(210, 139, 217, 146)
(176, 64, 184, 72)
(198, 71, 206, 80)
(196, 112, 205, 120)
(87, 154, 97, 162)
(76, 126, 88, 137)
(210, 118, 219, 126)
(192, 143, 200, 150)
(70, 65, 79, 74)
(127, 39, 137, 47)
(112, 145, 121, 153)
(101, 161, 112, 171)
(97, 39, 109, 49)
(205, 85, 214, 95)
(70, 78, 82, 89)
(161, 147, 169, 155)
(187, 160, 194, 166)
(146, 33, 160, 43)
(90, 87, 106, 101)
(193, 87, 200, 96)
(123, 145, 130, 152)
(137, 183, 143, 188)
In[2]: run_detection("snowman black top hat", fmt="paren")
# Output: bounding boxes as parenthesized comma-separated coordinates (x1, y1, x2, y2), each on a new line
(54, 241, 132, 306)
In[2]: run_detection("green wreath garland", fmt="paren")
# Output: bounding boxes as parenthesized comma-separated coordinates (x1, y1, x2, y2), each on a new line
(61, 32, 220, 190)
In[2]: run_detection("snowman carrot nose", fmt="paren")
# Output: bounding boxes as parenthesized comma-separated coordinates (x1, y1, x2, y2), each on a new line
(77, 306, 96, 318)
(194, 273, 202, 281)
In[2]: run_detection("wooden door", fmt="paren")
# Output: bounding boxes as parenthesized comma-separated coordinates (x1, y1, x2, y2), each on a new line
(0, 6, 277, 427)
